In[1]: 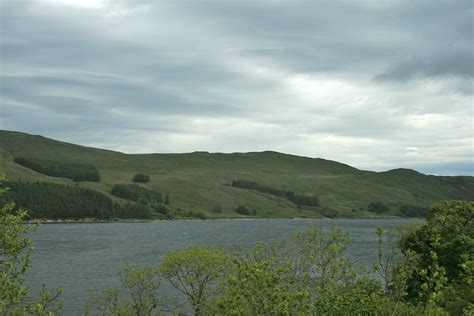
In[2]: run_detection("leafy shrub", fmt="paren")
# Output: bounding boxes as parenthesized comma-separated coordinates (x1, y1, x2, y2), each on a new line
(154, 204, 172, 219)
(132, 173, 150, 183)
(1, 177, 63, 314)
(175, 208, 208, 220)
(211, 203, 223, 213)
(234, 205, 256, 216)
(398, 201, 474, 314)
(14, 157, 100, 182)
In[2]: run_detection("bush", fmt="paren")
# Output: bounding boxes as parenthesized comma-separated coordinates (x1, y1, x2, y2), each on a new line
(399, 204, 428, 217)
(1, 176, 63, 314)
(398, 200, 474, 313)
(132, 173, 150, 183)
(14, 157, 100, 182)
(368, 201, 389, 214)
(111, 184, 162, 204)
(211, 204, 223, 213)
(234, 205, 256, 216)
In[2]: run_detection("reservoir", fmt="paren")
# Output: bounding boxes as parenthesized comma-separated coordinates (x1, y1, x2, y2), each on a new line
(28, 218, 417, 314)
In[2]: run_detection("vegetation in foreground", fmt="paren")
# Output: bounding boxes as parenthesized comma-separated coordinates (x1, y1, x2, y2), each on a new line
(84, 200, 473, 315)
(1, 172, 472, 316)
(0, 176, 63, 315)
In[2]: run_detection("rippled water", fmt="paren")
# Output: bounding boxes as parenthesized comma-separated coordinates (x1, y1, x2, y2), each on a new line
(27, 218, 416, 315)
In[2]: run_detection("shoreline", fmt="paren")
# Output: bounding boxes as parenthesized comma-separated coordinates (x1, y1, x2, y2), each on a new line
(26, 215, 410, 224)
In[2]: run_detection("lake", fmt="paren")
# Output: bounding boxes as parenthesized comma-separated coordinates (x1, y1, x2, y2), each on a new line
(27, 218, 417, 315)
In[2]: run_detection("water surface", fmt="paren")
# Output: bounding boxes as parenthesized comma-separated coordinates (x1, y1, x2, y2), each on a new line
(28, 218, 416, 314)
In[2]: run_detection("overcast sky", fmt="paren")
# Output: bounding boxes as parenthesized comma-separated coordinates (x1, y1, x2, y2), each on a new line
(0, 0, 472, 175)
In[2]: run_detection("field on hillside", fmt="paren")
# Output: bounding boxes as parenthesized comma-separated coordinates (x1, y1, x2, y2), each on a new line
(1, 130, 472, 219)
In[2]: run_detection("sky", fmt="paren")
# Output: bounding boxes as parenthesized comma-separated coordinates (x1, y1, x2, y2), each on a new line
(0, 0, 472, 175)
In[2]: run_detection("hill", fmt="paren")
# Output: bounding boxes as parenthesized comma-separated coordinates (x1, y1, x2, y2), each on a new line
(0, 130, 472, 219)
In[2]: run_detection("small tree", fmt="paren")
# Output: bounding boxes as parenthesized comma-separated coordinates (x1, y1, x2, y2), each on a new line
(85, 265, 162, 315)
(293, 227, 355, 290)
(164, 195, 170, 205)
(0, 175, 62, 315)
(210, 241, 310, 314)
(159, 246, 231, 315)
(235, 205, 252, 216)
(397, 201, 473, 313)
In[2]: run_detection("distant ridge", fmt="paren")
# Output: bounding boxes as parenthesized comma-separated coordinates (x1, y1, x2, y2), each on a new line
(1, 129, 472, 219)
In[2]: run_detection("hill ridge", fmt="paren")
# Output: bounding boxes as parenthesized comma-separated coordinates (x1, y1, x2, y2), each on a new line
(1, 129, 472, 219)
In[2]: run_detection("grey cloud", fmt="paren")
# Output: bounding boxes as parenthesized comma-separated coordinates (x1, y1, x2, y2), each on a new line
(0, 0, 472, 175)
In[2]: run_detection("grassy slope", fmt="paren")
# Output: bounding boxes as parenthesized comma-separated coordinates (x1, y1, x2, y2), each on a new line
(1, 130, 472, 218)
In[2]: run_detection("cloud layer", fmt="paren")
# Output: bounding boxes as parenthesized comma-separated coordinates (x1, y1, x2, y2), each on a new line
(1, 0, 472, 175)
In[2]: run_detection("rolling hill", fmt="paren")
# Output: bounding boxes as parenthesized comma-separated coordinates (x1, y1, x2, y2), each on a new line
(0, 130, 472, 219)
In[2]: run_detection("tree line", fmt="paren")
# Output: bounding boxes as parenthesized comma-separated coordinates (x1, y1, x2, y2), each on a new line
(14, 157, 100, 182)
(1, 181, 153, 219)
(367, 201, 428, 217)
(231, 180, 320, 207)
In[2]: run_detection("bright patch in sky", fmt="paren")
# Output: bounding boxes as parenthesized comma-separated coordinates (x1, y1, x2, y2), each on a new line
(0, 0, 472, 175)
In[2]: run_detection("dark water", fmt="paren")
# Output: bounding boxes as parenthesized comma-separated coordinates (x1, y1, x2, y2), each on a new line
(27, 218, 416, 315)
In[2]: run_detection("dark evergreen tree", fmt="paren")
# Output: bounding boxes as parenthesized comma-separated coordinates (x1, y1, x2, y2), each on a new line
(132, 173, 150, 183)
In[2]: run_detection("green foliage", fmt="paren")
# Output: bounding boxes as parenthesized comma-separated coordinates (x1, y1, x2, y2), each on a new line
(211, 203, 222, 213)
(14, 157, 100, 182)
(85, 265, 162, 315)
(159, 246, 232, 315)
(114, 202, 154, 219)
(399, 204, 428, 217)
(234, 205, 256, 216)
(232, 180, 320, 207)
(1, 181, 153, 219)
(315, 278, 387, 315)
(2, 181, 114, 219)
(0, 175, 62, 315)
(210, 241, 310, 315)
(132, 173, 150, 183)
(293, 227, 355, 290)
(368, 201, 389, 214)
(164, 194, 170, 205)
(398, 200, 474, 314)
(111, 184, 162, 204)
(175, 208, 208, 220)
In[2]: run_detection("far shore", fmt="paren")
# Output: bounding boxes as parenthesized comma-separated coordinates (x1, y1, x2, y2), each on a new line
(26, 215, 409, 224)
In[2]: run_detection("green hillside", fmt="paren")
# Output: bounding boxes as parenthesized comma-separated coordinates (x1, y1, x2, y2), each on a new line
(0, 130, 472, 219)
